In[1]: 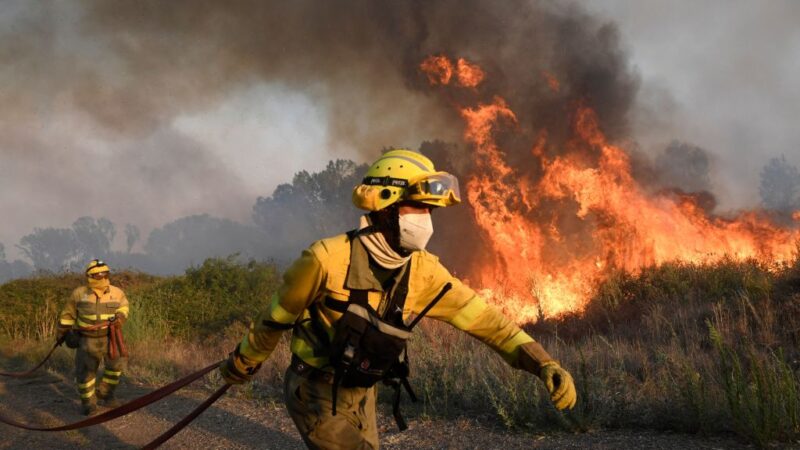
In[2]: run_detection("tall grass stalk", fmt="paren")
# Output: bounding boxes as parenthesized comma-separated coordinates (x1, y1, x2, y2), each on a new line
(709, 322, 800, 445)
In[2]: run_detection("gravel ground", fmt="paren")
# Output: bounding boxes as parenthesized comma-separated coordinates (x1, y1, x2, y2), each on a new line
(0, 369, 784, 449)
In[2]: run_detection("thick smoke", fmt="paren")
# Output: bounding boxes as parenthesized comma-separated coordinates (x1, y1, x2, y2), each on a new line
(0, 0, 641, 273)
(85, 1, 639, 273)
(75, 0, 639, 152)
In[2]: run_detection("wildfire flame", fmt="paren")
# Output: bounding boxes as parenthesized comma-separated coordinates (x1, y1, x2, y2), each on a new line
(420, 55, 485, 88)
(456, 58, 485, 88)
(422, 56, 800, 321)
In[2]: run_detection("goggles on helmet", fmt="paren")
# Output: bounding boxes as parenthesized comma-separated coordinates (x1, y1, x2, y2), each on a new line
(406, 172, 461, 205)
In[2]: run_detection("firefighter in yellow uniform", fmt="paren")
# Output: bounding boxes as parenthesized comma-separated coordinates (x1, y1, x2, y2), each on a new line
(221, 150, 577, 449)
(57, 259, 129, 415)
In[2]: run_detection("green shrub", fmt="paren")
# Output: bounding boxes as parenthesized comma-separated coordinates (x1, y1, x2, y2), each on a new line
(130, 256, 279, 339)
(0, 274, 80, 341)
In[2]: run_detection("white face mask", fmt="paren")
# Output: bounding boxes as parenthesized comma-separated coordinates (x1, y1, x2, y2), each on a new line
(398, 212, 434, 251)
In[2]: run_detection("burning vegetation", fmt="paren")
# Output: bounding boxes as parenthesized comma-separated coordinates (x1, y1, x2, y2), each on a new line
(421, 56, 800, 321)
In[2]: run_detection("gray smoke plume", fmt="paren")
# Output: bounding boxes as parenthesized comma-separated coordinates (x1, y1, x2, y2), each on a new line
(0, 0, 640, 269)
(79, 0, 638, 144)
(6, 1, 793, 277)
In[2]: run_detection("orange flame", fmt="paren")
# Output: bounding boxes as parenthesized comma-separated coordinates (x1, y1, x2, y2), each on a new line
(422, 56, 800, 321)
(419, 55, 484, 88)
(456, 58, 485, 87)
(420, 55, 453, 85)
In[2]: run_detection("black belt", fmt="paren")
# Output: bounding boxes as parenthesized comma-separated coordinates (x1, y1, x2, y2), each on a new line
(290, 355, 334, 384)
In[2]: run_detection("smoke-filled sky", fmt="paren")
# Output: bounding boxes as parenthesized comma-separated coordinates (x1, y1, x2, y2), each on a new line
(585, 0, 800, 206)
(1, 0, 798, 259)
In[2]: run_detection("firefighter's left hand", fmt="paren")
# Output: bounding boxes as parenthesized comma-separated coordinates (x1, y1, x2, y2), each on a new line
(113, 313, 127, 326)
(539, 361, 577, 410)
(219, 345, 262, 385)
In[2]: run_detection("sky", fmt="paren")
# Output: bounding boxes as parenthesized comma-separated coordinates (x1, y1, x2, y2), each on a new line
(0, 0, 798, 260)
(585, 1, 800, 205)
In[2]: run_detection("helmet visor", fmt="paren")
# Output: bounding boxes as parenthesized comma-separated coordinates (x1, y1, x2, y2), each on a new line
(407, 172, 461, 205)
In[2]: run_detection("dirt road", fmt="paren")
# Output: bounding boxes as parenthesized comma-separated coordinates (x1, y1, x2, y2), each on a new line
(0, 370, 759, 449)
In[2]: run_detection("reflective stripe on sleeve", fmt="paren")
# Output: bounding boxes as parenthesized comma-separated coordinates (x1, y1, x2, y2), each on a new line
(116, 306, 129, 316)
(59, 318, 76, 326)
(268, 294, 299, 324)
(498, 330, 535, 355)
(239, 335, 269, 362)
(449, 296, 489, 330)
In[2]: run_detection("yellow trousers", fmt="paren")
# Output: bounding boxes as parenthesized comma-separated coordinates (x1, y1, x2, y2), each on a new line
(284, 367, 379, 450)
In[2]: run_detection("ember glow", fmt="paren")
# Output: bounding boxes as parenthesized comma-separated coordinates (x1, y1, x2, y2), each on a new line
(422, 56, 800, 321)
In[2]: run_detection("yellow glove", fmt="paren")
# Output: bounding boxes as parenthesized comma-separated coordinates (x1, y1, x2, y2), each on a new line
(219, 344, 262, 385)
(539, 361, 577, 410)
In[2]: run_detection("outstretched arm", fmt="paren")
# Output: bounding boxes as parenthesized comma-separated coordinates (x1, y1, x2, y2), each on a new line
(221, 246, 325, 384)
(415, 258, 577, 410)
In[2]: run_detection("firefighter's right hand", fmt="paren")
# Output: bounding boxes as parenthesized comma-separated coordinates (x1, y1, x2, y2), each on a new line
(219, 345, 262, 385)
(56, 324, 71, 341)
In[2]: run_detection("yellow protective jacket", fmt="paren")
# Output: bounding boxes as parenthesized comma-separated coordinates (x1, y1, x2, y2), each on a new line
(59, 285, 130, 336)
(239, 233, 540, 371)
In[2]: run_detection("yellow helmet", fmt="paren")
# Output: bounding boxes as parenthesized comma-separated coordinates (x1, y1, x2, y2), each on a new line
(352, 149, 461, 211)
(85, 259, 110, 276)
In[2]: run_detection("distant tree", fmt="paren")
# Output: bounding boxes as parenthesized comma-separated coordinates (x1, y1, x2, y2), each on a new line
(655, 141, 712, 193)
(252, 159, 368, 258)
(72, 217, 116, 260)
(17, 227, 79, 272)
(759, 155, 800, 212)
(0, 242, 33, 282)
(16, 216, 118, 272)
(125, 224, 141, 254)
(144, 214, 266, 273)
(0, 258, 33, 283)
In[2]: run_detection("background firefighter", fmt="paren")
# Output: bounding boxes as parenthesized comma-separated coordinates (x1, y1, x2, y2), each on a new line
(57, 259, 129, 416)
(220, 149, 577, 449)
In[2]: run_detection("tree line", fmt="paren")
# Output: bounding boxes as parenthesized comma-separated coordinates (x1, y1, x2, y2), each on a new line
(0, 160, 367, 282)
(1, 147, 799, 284)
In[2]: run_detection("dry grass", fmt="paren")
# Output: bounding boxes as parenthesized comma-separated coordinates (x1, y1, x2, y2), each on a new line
(1, 256, 799, 447)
